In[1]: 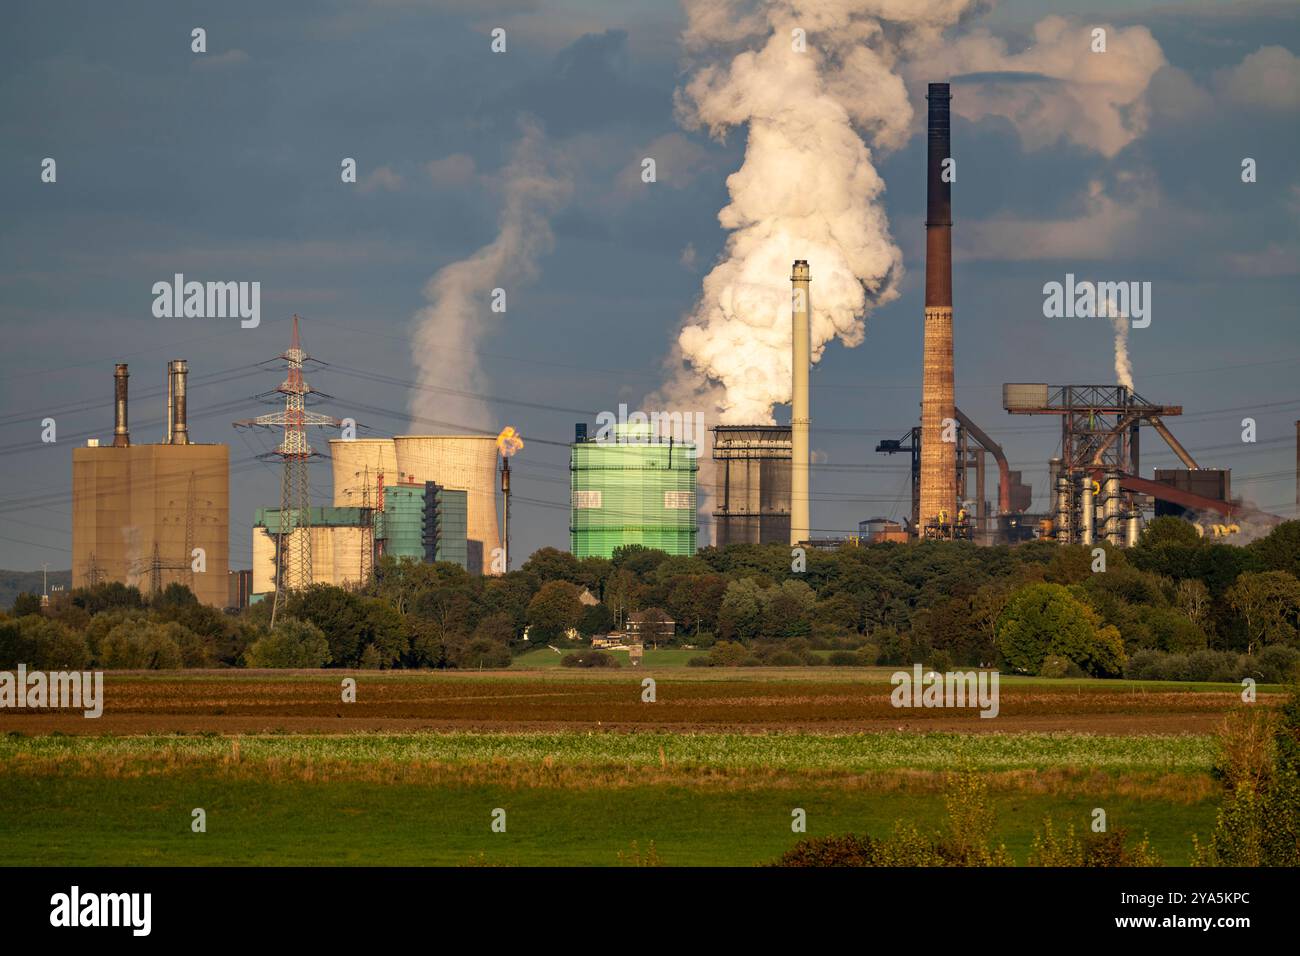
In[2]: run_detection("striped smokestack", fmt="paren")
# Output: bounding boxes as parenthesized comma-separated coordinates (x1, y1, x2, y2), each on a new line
(919, 81, 957, 533)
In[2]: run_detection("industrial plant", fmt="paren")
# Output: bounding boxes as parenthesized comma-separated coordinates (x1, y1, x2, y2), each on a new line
(61, 82, 1295, 614)
(867, 82, 1284, 548)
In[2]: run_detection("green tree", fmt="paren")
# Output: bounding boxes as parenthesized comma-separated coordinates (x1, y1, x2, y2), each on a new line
(526, 580, 583, 641)
(473, 612, 517, 645)
(10, 592, 42, 617)
(578, 602, 613, 638)
(99, 620, 183, 669)
(995, 583, 1123, 677)
(1227, 571, 1300, 654)
(760, 579, 816, 638)
(1139, 516, 1202, 549)
(1248, 521, 1300, 579)
(244, 617, 331, 668)
(69, 581, 144, 615)
(521, 547, 583, 585)
(285, 584, 371, 666)
(0, 616, 90, 670)
(717, 578, 764, 641)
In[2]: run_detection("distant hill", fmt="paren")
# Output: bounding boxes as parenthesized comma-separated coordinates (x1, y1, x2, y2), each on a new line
(0, 569, 72, 613)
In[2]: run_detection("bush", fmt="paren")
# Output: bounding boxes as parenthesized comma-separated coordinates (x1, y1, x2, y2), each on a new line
(1124, 647, 1300, 684)
(244, 618, 331, 668)
(0, 617, 90, 670)
(766, 651, 803, 667)
(99, 620, 183, 669)
(1194, 692, 1300, 867)
(827, 650, 868, 667)
(771, 770, 1010, 867)
(1029, 817, 1161, 866)
(772, 834, 883, 867)
(1040, 658, 1071, 681)
(449, 637, 512, 669)
(1255, 645, 1300, 684)
(560, 649, 620, 668)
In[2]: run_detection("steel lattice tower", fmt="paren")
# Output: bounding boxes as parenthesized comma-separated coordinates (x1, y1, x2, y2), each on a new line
(235, 315, 340, 627)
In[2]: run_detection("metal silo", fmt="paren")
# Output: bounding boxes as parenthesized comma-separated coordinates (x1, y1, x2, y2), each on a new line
(570, 423, 698, 558)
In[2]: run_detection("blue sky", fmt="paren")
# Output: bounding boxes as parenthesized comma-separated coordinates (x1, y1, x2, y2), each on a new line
(1, 0, 1297, 572)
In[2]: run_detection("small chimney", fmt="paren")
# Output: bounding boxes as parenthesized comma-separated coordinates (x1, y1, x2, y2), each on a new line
(169, 359, 190, 445)
(112, 364, 130, 447)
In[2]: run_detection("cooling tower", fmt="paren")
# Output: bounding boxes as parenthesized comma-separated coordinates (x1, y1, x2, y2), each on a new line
(392, 435, 500, 574)
(328, 438, 400, 507)
(919, 81, 957, 532)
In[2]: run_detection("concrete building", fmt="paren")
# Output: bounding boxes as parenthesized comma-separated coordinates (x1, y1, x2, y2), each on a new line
(72, 362, 230, 607)
(711, 425, 791, 546)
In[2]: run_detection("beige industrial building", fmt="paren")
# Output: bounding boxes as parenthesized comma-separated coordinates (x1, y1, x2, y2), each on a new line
(72, 362, 230, 607)
(330, 435, 499, 574)
(251, 522, 370, 595)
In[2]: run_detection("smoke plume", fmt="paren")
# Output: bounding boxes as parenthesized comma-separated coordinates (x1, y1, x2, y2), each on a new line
(410, 120, 570, 432)
(1103, 290, 1134, 390)
(653, 1, 984, 426)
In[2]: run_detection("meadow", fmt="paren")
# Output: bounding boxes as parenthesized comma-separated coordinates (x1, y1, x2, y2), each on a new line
(0, 670, 1266, 866)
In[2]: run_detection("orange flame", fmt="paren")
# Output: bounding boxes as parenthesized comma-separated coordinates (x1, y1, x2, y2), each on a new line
(496, 425, 524, 457)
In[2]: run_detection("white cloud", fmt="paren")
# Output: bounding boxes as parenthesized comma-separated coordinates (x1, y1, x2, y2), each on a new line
(192, 49, 250, 70)
(1214, 45, 1300, 112)
(359, 165, 403, 194)
(426, 153, 478, 187)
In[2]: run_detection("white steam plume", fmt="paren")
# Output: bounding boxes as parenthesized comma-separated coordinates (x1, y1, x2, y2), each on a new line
(652, 1, 981, 426)
(1103, 290, 1134, 390)
(409, 119, 570, 432)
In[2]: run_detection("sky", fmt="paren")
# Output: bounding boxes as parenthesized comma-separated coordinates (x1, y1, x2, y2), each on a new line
(1, 0, 1298, 574)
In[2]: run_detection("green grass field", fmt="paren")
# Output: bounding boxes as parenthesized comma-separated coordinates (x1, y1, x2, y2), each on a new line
(0, 730, 1221, 866)
(0, 775, 1216, 866)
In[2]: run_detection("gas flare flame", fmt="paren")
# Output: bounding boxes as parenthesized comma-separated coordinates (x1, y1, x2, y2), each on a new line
(496, 426, 524, 457)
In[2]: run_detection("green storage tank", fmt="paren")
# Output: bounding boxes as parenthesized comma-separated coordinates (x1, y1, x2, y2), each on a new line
(570, 423, 697, 558)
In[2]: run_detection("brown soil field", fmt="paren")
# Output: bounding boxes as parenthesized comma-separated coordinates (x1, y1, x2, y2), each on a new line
(0, 670, 1269, 735)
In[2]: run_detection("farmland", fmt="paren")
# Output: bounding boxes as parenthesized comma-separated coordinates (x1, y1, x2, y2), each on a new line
(0, 669, 1269, 866)
(0, 669, 1272, 735)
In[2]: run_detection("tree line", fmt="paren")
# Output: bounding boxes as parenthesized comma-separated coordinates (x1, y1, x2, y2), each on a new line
(2, 517, 1298, 680)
